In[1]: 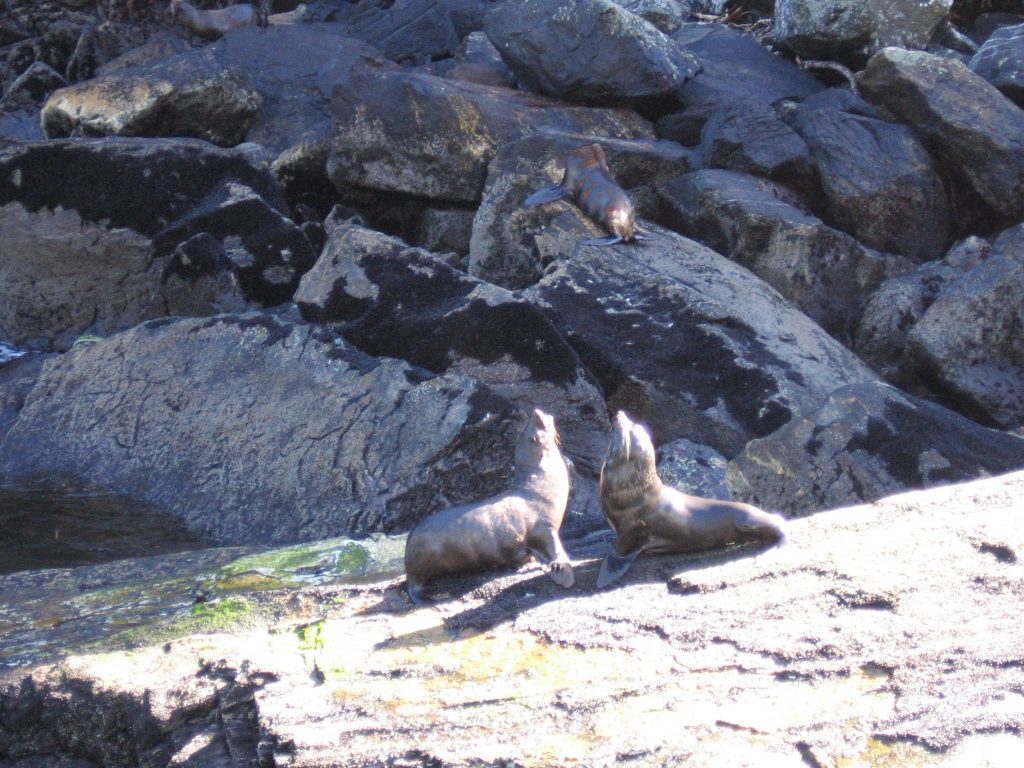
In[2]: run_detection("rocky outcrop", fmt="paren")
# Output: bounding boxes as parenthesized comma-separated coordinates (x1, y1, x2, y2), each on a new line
(294, 222, 611, 473)
(775, 0, 953, 65)
(728, 381, 1024, 515)
(857, 47, 1024, 228)
(2, 471, 1023, 764)
(484, 0, 701, 108)
(469, 130, 690, 289)
(0, 312, 523, 544)
(969, 21, 1024, 107)
(658, 169, 898, 342)
(327, 69, 652, 205)
(0, 138, 313, 350)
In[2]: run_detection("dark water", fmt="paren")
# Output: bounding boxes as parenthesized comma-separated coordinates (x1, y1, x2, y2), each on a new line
(0, 479, 208, 575)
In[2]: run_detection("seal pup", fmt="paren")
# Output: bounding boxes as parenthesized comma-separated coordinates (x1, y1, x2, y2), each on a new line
(404, 409, 574, 604)
(523, 143, 655, 246)
(169, 0, 263, 40)
(598, 411, 786, 588)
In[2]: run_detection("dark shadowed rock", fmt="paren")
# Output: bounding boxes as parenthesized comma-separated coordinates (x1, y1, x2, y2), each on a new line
(40, 54, 262, 146)
(969, 22, 1024, 107)
(670, 22, 824, 108)
(857, 47, 1024, 226)
(484, 0, 700, 108)
(658, 169, 898, 342)
(520, 227, 878, 456)
(656, 437, 732, 499)
(0, 138, 311, 350)
(854, 240, 982, 384)
(728, 381, 1024, 515)
(789, 99, 951, 261)
(693, 99, 815, 194)
(0, 61, 65, 142)
(469, 131, 690, 289)
(0, 353, 49, 443)
(775, 0, 953, 66)
(907, 251, 1024, 430)
(294, 222, 611, 473)
(327, 70, 652, 204)
(442, 30, 516, 88)
(0, 312, 522, 545)
(94, 31, 191, 76)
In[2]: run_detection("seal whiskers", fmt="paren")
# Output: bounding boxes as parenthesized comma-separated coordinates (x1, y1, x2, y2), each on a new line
(597, 411, 786, 588)
(404, 409, 574, 603)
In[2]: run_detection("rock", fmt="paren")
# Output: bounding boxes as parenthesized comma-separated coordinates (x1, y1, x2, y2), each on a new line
(484, 0, 701, 108)
(0, 138, 312, 350)
(0, 312, 523, 545)
(969, 22, 1024, 107)
(907, 250, 1024, 430)
(692, 99, 815, 194)
(775, 0, 953, 66)
(616, 0, 692, 34)
(656, 437, 732, 499)
(789, 98, 952, 261)
(728, 381, 1024, 515)
(442, 30, 516, 88)
(0, 61, 66, 142)
(94, 31, 191, 76)
(412, 205, 476, 256)
(41, 55, 262, 146)
(469, 131, 690, 289)
(327, 69, 652, 205)
(658, 169, 897, 342)
(670, 21, 824, 108)
(5, 470, 1024, 762)
(294, 222, 611, 475)
(520, 226, 878, 456)
(653, 101, 718, 146)
(857, 47, 1024, 227)
(337, 0, 494, 64)
(0, 353, 49, 443)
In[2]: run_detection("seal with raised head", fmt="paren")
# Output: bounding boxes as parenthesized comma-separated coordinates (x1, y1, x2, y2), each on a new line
(523, 143, 654, 246)
(598, 411, 786, 588)
(404, 409, 574, 604)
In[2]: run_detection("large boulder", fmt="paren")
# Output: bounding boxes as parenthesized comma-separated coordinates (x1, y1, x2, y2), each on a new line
(294, 222, 611, 471)
(327, 69, 653, 204)
(520, 227, 879, 456)
(658, 169, 898, 342)
(969, 21, 1024, 107)
(0, 312, 522, 545)
(483, 0, 701, 108)
(857, 47, 1024, 227)
(0, 138, 314, 351)
(669, 21, 824, 108)
(775, 0, 953, 66)
(469, 131, 690, 289)
(728, 381, 1024, 515)
(788, 97, 952, 261)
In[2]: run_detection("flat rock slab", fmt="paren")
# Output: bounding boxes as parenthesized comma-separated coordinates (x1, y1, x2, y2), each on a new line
(2, 471, 1023, 765)
(728, 381, 1024, 515)
(0, 311, 522, 545)
(327, 69, 652, 204)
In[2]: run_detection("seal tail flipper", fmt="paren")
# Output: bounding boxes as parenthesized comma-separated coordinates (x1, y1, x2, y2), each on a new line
(596, 548, 641, 588)
(581, 235, 624, 246)
(632, 230, 660, 242)
(523, 186, 569, 206)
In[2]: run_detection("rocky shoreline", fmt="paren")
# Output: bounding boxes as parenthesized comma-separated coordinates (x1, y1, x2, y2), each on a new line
(2, 0, 1024, 765)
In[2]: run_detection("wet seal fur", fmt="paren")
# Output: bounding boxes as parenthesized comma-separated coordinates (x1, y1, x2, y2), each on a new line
(598, 411, 786, 588)
(404, 409, 574, 604)
(523, 143, 655, 246)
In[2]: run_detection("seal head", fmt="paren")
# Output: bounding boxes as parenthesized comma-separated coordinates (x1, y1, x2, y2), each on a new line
(404, 409, 574, 603)
(598, 411, 786, 588)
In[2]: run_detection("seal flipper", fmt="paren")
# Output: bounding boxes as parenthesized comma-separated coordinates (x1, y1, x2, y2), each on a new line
(596, 548, 641, 588)
(632, 230, 659, 242)
(523, 186, 570, 206)
(581, 234, 624, 246)
(406, 580, 431, 605)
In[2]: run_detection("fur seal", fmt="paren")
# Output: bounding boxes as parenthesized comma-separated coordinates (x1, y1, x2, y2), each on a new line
(598, 411, 786, 588)
(169, 0, 263, 40)
(523, 143, 654, 246)
(404, 409, 574, 604)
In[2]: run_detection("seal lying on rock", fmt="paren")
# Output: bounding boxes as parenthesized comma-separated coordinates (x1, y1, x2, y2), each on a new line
(523, 143, 654, 246)
(404, 409, 574, 604)
(169, 0, 263, 40)
(598, 411, 786, 588)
